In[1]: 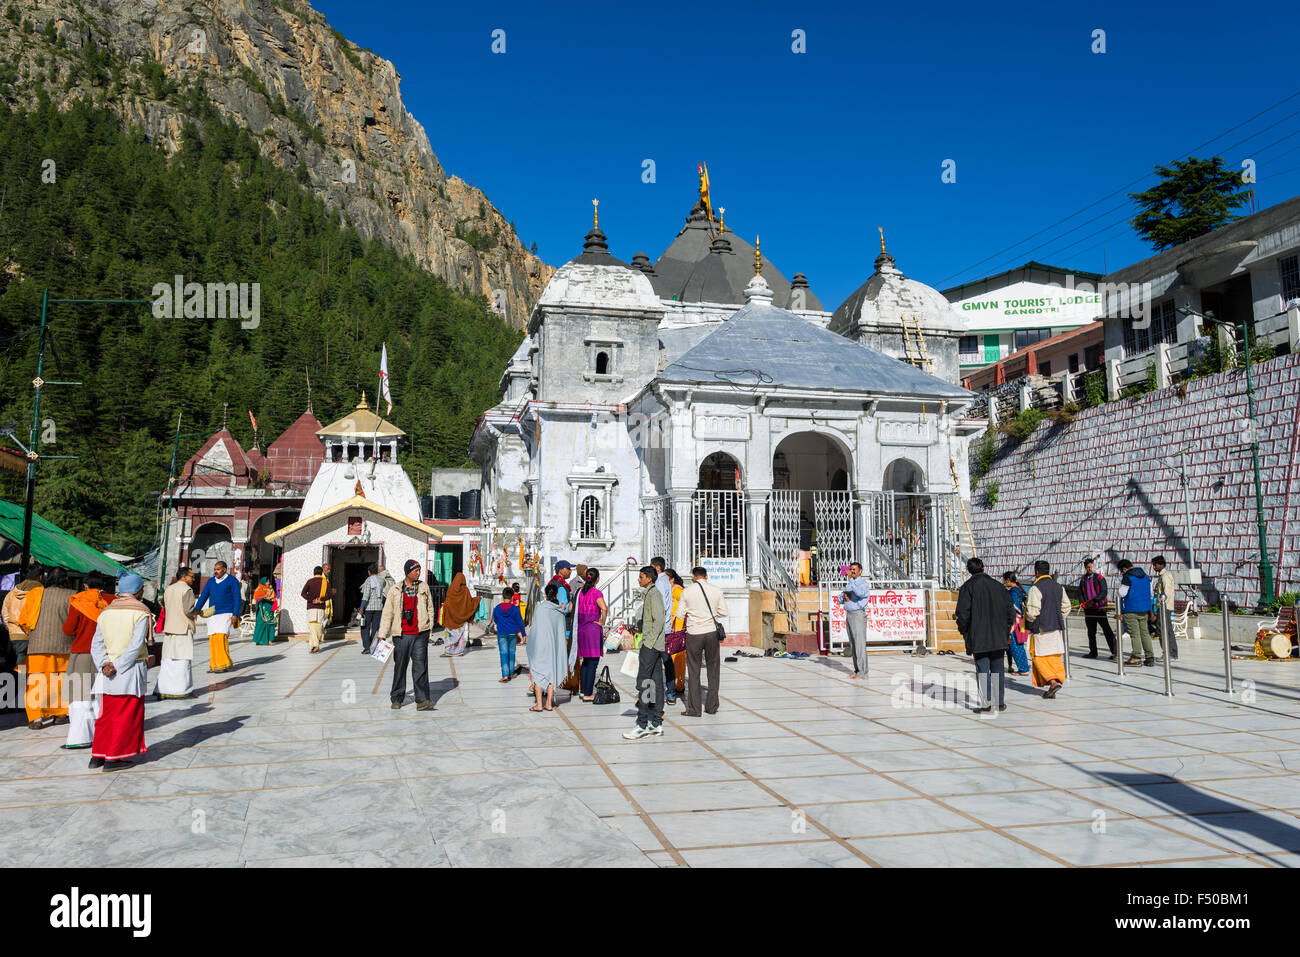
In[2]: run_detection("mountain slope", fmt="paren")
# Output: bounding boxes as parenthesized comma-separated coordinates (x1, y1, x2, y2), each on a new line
(0, 0, 551, 326)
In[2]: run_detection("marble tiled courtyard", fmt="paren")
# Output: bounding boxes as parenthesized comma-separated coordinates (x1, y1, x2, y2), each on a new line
(2, 628, 1299, 868)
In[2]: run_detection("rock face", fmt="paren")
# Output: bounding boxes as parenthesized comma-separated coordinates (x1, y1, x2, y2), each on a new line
(0, 0, 551, 326)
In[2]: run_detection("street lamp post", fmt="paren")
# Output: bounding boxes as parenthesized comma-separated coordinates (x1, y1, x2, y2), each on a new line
(1186, 308, 1276, 607)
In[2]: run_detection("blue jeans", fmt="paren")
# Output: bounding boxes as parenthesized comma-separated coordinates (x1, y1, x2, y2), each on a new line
(498, 634, 518, 677)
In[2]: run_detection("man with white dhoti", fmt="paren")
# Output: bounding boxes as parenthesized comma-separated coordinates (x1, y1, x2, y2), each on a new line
(60, 572, 112, 749)
(158, 566, 198, 699)
(1025, 560, 1072, 699)
(89, 574, 150, 771)
(195, 560, 240, 673)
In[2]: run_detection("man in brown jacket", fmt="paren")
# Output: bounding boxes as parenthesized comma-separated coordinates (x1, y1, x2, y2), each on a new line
(378, 559, 435, 711)
(300, 565, 336, 653)
(18, 567, 75, 728)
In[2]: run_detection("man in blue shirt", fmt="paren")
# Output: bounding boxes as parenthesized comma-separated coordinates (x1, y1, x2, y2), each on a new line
(195, 561, 242, 673)
(840, 562, 871, 679)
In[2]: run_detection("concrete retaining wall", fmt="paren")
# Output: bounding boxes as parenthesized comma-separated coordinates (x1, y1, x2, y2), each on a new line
(969, 353, 1300, 606)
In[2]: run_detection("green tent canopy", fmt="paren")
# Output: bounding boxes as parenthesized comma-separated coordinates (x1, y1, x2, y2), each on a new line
(0, 499, 131, 577)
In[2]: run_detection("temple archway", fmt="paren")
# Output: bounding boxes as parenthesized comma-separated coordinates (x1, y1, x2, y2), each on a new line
(188, 522, 232, 583)
(769, 431, 854, 583)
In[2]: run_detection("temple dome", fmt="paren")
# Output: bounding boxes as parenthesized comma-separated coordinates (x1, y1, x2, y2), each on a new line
(535, 222, 662, 317)
(650, 199, 822, 310)
(831, 247, 964, 336)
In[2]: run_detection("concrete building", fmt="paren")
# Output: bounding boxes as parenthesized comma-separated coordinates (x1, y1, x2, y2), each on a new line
(1100, 195, 1300, 394)
(470, 175, 984, 636)
(963, 321, 1106, 392)
(942, 262, 1103, 377)
(163, 412, 324, 587)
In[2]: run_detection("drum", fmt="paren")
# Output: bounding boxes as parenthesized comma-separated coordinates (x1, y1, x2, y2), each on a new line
(1255, 631, 1292, 659)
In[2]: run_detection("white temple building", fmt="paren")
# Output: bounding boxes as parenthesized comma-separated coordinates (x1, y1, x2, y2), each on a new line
(469, 177, 985, 638)
(267, 396, 438, 636)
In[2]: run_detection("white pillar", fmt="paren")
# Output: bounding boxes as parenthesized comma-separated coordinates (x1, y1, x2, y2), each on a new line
(745, 488, 771, 585)
(1154, 341, 1171, 389)
(671, 489, 694, 572)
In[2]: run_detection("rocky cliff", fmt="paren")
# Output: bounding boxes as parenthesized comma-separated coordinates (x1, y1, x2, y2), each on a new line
(0, 0, 550, 326)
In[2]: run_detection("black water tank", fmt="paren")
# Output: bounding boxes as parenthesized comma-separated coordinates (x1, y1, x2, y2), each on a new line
(419, 494, 433, 519)
(459, 489, 481, 520)
(433, 495, 459, 520)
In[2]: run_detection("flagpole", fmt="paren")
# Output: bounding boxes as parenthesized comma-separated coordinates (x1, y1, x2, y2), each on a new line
(369, 342, 384, 479)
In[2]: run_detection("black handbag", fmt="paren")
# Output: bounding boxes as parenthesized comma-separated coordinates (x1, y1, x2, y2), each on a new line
(593, 665, 620, 705)
(699, 584, 726, 644)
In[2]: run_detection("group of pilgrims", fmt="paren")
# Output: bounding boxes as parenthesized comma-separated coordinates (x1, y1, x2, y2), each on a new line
(0, 560, 262, 770)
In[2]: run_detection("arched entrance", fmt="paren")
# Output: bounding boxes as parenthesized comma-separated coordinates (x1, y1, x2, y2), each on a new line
(768, 432, 854, 583)
(869, 457, 961, 582)
(188, 522, 232, 583)
(693, 452, 744, 564)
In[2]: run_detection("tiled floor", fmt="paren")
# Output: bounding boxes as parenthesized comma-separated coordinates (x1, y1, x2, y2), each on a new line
(2, 629, 1299, 867)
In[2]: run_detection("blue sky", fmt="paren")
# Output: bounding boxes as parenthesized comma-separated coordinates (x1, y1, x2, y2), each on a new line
(314, 0, 1300, 308)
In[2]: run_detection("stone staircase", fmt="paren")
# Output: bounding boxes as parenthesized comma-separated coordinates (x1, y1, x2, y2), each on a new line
(931, 589, 963, 652)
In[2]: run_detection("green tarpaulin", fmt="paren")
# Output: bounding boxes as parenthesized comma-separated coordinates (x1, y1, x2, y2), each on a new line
(0, 500, 130, 577)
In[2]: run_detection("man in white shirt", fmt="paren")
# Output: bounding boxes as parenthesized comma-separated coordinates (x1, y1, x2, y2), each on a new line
(675, 566, 728, 717)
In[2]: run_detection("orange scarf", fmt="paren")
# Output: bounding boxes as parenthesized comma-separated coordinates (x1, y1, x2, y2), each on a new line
(69, 588, 109, 623)
(17, 586, 44, 632)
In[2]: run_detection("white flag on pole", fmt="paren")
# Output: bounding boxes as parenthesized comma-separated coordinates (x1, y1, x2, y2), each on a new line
(379, 343, 393, 415)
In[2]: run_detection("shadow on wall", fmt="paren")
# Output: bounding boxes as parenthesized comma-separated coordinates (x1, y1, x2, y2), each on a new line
(1122, 478, 1223, 604)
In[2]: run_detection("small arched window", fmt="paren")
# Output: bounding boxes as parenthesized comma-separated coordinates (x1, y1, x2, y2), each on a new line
(579, 495, 600, 538)
(595, 351, 610, 375)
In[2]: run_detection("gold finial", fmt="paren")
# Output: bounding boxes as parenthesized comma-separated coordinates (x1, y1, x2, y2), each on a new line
(718, 206, 726, 232)
(879, 226, 887, 255)
(592, 198, 599, 229)
(754, 235, 762, 277)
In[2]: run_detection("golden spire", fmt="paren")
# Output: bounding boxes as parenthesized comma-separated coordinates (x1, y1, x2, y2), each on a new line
(592, 198, 599, 229)
(878, 226, 887, 255)
(718, 206, 726, 233)
(754, 235, 762, 277)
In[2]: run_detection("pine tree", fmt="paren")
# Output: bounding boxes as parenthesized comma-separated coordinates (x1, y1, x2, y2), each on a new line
(1129, 157, 1250, 251)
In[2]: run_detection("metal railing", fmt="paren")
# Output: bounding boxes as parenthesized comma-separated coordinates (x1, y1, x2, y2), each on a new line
(755, 535, 797, 615)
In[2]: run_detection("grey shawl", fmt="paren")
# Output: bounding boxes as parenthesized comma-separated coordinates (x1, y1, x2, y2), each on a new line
(527, 600, 576, 692)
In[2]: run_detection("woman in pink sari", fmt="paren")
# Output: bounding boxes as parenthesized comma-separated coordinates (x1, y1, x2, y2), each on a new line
(574, 568, 606, 702)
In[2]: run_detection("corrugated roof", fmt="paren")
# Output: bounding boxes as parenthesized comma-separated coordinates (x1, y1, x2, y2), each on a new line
(657, 299, 970, 400)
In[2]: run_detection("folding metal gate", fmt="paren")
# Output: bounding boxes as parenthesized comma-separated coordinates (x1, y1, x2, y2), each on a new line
(692, 490, 744, 560)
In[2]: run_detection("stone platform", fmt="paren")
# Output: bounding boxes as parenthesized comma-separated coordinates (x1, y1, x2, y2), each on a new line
(0, 629, 1297, 867)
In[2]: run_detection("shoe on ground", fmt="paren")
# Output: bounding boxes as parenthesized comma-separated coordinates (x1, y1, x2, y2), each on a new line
(998, 704, 1007, 712)
(87, 756, 105, 769)
(1124, 657, 1143, 665)
(1144, 658, 1157, 667)
(648, 724, 664, 735)
(973, 705, 992, 713)
(52, 715, 69, 725)
(390, 701, 402, 710)
(680, 710, 701, 717)
(27, 720, 44, 730)
(623, 725, 655, 740)
(1083, 652, 1098, 659)
(103, 760, 133, 772)
(416, 701, 434, 712)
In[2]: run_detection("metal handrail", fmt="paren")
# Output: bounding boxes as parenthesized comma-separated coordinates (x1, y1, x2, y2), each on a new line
(755, 535, 797, 614)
